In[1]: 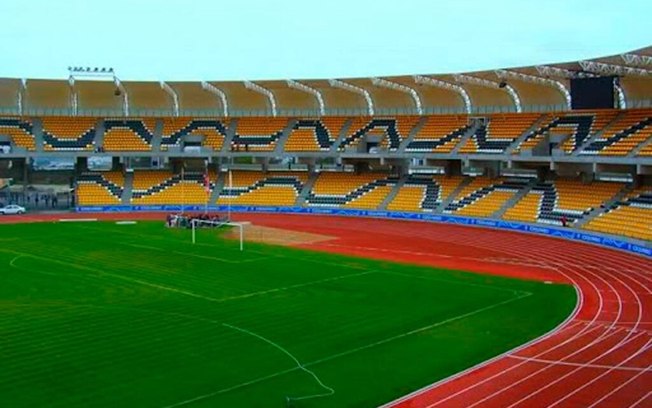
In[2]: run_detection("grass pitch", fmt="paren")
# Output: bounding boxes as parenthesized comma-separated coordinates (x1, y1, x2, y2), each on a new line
(0, 221, 576, 407)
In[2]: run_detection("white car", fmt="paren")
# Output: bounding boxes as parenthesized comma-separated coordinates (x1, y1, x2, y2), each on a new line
(0, 205, 26, 215)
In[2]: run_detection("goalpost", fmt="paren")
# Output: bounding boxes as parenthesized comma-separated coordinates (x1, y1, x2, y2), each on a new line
(190, 219, 244, 251)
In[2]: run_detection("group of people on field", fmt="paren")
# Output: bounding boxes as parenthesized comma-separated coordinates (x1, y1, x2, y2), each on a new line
(166, 213, 224, 228)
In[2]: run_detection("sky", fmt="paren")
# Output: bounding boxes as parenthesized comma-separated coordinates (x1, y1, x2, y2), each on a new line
(0, 0, 649, 81)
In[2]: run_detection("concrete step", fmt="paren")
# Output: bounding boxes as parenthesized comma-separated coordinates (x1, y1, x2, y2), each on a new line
(150, 118, 163, 152)
(31, 118, 44, 153)
(379, 175, 406, 210)
(295, 171, 319, 206)
(94, 119, 106, 149)
(330, 119, 353, 152)
(630, 133, 652, 157)
(435, 176, 472, 214)
(451, 122, 480, 154)
(274, 118, 297, 155)
(492, 178, 537, 218)
(221, 118, 238, 153)
(121, 171, 134, 204)
(574, 184, 632, 228)
(506, 113, 550, 154)
(209, 171, 226, 203)
(398, 116, 428, 153)
(575, 110, 625, 155)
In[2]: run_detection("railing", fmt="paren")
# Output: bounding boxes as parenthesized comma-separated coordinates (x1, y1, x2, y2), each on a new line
(0, 100, 650, 118)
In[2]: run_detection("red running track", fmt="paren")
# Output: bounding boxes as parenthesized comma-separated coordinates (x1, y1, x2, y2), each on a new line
(2, 212, 651, 407)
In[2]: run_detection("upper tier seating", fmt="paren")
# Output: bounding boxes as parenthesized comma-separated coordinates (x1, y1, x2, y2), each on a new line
(0, 118, 36, 151)
(387, 175, 465, 212)
(232, 118, 288, 151)
(131, 170, 215, 205)
(285, 118, 348, 152)
(217, 171, 308, 206)
(637, 142, 652, 157)
(514, 113, 606, 154)
(339, 117, 419, 151)
(583, 187, 652, 241)
(444, 178, 529, 217)
(161, 118, 228, 151)
(580, 109, 652, 156)
(42, 117, 96, 151)
(305, 172, 398, 208)
(503, 179, 623, 226)
(103, 119, 155, 151)
(76, 172, 124, 205)
(405, 115, 470, 153)
(458, 113, 541, 154)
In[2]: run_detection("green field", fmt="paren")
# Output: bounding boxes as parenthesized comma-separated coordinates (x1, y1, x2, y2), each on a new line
(0, 221, 576, 407)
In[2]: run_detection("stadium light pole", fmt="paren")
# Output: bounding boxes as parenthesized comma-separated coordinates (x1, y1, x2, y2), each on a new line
(68, 66, 124, 115)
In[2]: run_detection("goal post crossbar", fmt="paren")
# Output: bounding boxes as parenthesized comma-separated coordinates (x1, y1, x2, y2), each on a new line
(190, 219, 244, 251)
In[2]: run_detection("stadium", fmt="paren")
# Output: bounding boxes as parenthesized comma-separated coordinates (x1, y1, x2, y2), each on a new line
(1, 2, 651, 407)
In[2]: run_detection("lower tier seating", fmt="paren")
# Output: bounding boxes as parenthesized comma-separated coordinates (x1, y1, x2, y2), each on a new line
(583, 188, 652, 241)
(131, 170, 215, 205)
(305, 172, 398, 208)
(76, 172, 124, 205)
(217, 171, 308, 206)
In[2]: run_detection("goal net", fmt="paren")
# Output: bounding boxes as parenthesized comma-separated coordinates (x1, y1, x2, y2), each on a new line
(190, 218, 245, 251)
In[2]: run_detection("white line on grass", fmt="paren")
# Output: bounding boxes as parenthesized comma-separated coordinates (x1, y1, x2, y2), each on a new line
(0, 249, 374, 305)
(162, 292, 532, 407)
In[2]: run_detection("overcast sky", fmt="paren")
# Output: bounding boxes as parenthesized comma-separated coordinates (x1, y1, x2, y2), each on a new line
(0, 0, 649, 81)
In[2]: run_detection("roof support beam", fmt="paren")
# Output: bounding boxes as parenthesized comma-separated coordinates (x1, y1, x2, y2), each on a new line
(18, 79, 26, 116)
(244, 81, 277, 117)
(495, 69, 571, 110)
(413, 75, 471, 114)
(328, 79, 374, 115)
(454, 74, 522, 113)
(160, 81, 180, 117)
(620, 53, 652, 68)
(201, 82, 228, 117)
(578, 60, 652, 77)
(113, 78, 129, 117)
(68, 77, 78, 116)
(535, 65, 595, 79)
(286, 79, 325, 116)
(371, 77, 423, 115)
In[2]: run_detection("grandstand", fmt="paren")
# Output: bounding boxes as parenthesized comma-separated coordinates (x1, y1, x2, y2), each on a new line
(0, 46, 649, 248)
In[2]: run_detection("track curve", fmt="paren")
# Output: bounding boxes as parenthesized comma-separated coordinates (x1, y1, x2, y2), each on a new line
(2, 212, 650, 407)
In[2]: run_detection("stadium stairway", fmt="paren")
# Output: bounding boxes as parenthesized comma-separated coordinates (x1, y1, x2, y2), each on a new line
(273, 119, 298, 155)
(121, 172, 134, 204)
(209, 171, 226, 202)
(295, 172, 319, 206)
(505, 114, 549, 154)
(398, 116, 428, 153)
(329, 119, 354, 153)
(379, 175, 407, 210)
(94, 119, 106, 148)
(573, 184, 632, 228)
(575, 111, 625, 154)
(223, 118, 237, 152)
(30, 118, 45, 153)
(451, 123, 482, 155)
(150, 119, 163, 152)
(493, 178, 537, 218)
(435, 177, 473, 213)
(630, 133, 652, 157)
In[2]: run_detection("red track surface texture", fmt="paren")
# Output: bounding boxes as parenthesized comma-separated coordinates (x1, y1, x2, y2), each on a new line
(3, 212, 651, 407)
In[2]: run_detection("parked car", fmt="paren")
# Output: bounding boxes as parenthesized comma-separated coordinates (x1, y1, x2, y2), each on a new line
(0, 204, 26, 215)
